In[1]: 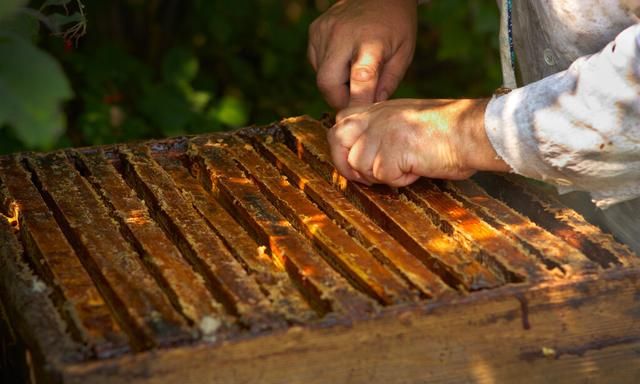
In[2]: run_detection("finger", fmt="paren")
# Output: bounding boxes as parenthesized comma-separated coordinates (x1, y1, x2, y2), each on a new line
(351, 170, 372, 186)
(373, 151, 420, 188)
(375, 45, 412, 102)
(307, 20, 320, 71)
(336, 105, 368, 123)
(349, 42, 385, 108)
(327, 115, 369, 182)
(348, 132, 382, 184)
(307, 42, 318, 71)
(317, 47, 351, 110)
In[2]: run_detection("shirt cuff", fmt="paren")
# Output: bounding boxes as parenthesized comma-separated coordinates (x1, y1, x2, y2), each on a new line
(483, 76, 577, 187)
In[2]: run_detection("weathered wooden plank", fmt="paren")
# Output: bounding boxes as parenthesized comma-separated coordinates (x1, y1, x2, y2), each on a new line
(26, 152, 191, 350)
(189, 137, 378, 318)
(4, 117, 640, 384)
(153, 153, 316, 323)
(73, 149, 232, 339)
(475, 173, 638, 268)
(441, 179, 598, 275)
(405, 179, 550, 282)
(0, 218, 81, 383)
(225, 135, 417, 305)
(0, 156, 130, 358)
(62, 268, 640, 384)
(117, 145, 284, 331)
(252, 138, 452, 299)
(279, 117, 503, 291)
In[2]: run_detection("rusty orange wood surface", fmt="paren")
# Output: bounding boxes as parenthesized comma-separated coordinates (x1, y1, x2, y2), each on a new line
(0, 116, 639, 383)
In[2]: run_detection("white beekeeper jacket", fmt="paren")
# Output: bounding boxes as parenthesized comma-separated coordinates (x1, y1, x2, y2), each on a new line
(485, 0, 640, 251)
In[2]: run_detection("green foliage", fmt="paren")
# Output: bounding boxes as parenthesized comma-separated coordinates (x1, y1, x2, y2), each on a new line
(41, 0, 73, 8)
(0, 0, 501, 155)
(0, 33, 71, 148)
(0, 1, 27, 22)
(0, 0, 74, 150)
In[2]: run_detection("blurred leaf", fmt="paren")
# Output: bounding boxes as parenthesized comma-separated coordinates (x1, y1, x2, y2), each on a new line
(162, 47, 199, 86)
(0, 12, 40, 41)
(186, 89, 212, 112)
(214, 95, 248, 127)
(0, 33, 72, 149)
(138, 84, 193, 136)
(0, 0, 26, 21)
(78, 100, 112, 144)
(41, 0, 72, 9)
(48, 12, 83, 30)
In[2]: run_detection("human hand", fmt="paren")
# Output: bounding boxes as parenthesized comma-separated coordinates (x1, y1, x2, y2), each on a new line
(308, 0, 418, 109)
(327, 99, 510, 186)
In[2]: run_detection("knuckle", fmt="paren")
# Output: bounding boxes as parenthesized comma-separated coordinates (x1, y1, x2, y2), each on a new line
(351, 66, 377, 82)
(316, 74, 331, 91)
(371, 166, 385, 182)
(372, 166, 392, 184)
(346, 154, 360, 171)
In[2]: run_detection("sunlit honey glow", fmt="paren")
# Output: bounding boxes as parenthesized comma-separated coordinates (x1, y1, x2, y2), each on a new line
(446, 206, 468, 220)
(280, 178, 290, 187)
(426, 237, 457, 253)
(296, 141, 305, 159)
(301, 266, 314, 278)
(469, 356, 496, 384)
(301, 215, 327, 238)
(297, 176, 309, 190)
(302, 214, 326, 226)
(331, 170, 348, 191)
(256, 245, 271, 262)
(268, 237, 287, 271)
(228, 177, 252, 185)
(203, 139, 226, 148)
(1, 202, 21, 230)
(86, 291, 105, 307)
(125, 209, 148, 225)
(555, 228, 582, 248)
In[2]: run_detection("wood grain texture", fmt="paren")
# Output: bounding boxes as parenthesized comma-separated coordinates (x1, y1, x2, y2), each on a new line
(189, 137, 378, 317)
(62, 269, 640, 384)
(0, 218, 81, 382)
(118, 144, 283, 332)
(475, 173, 638, 268)
(1, 116, 637, 383)
(26, 152, 191, 350)
(226, 135, 417, 305)
(153, 153, 316, 324)
(405, 179, 549, 281)
(74, 149, 231, 339)
(0, 155, 129, 358)
(252, 138, 452, 298)
(442, 179, 597, 275)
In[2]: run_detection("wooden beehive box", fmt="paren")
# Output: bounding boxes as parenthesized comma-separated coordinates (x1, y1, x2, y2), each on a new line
(1, 116, 639, 383)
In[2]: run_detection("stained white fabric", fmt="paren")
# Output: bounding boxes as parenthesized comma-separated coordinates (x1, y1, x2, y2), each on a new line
(485, 2, 640, 209)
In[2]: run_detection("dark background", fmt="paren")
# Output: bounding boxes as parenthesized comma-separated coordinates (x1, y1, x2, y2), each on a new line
(0, 0, 501, 155)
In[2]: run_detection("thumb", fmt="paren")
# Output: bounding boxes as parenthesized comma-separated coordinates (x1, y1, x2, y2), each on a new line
(349, 42, 384, 108)
(336, 105, 369, 122)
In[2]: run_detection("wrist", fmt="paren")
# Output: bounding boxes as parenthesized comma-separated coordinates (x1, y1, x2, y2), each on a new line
(458, 98, 510, 173)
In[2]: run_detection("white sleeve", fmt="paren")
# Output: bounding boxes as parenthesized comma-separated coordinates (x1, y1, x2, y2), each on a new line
(484, 23, 640, 209)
